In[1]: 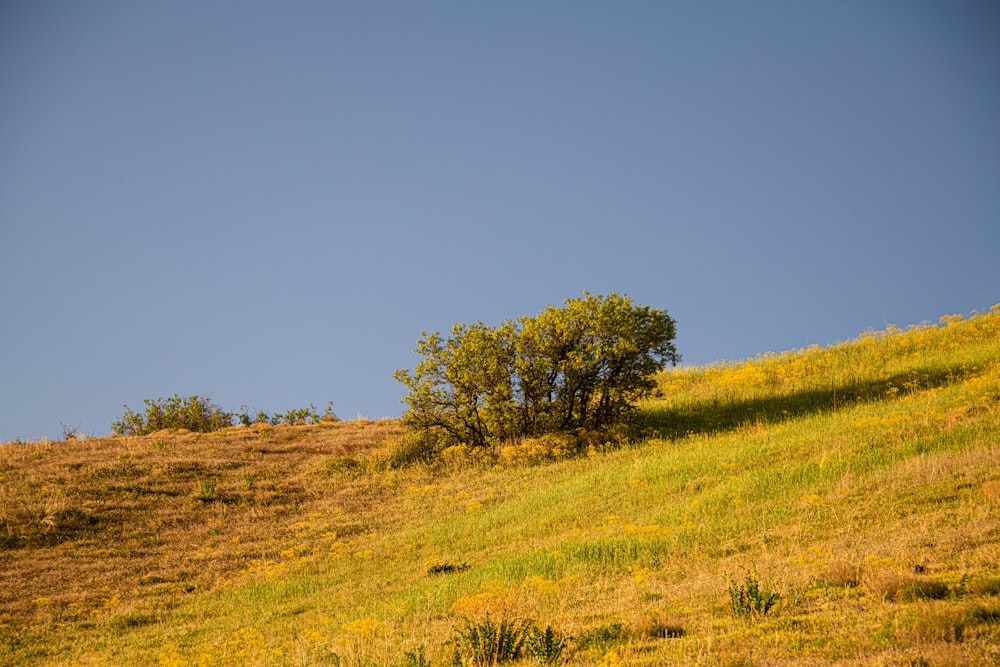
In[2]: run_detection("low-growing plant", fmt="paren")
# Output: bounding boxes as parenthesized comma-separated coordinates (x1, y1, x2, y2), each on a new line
(60, 422, 83, 441)
(499, 433, 577, 466)
(192, 479, 217, 502)
(967, 605, 1000, 624)
(112, 394, 234, 435)
(404, 646, 432, 667)
(425, 559, 470, 575)
(237, 408, 274, 427)
(575, 622, 630, 650)
(967, 576, 1000, 597)
(387, 431, 441, 468)
(900, 577, 951, 602)
(649, 623, 684, 638)
(902, 607, 968, 644)
(323, 456, 362, 476)
(450, 617, 533, 666)
(728, 570, 779, 619)
(633, 610, 685, 639)
(237, 402, 337, 426)
(866, 573, 951, 602)
(112, 396, 337, 435)
(953, 572, 972, 599)
(525, 624, 570, 665)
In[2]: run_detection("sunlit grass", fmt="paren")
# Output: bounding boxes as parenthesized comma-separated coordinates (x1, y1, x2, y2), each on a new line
(2, 306, 999, 665)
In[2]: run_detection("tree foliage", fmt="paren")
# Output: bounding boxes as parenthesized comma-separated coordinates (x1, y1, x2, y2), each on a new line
(394, 293, 678, 449)
(111, 394, 234, 436)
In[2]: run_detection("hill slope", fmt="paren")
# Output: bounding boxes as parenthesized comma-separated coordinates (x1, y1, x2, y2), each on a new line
(2, 307, 999, 666)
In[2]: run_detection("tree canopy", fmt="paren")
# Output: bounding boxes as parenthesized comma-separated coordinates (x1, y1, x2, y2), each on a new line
(394, 293, 678, 449)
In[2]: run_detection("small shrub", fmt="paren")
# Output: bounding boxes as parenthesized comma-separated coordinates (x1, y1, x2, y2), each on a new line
(728, 570, 779, 619)
(275, 402, 336, 425)
(953, 573, 971, 599)
(575, 622, 630, 650)
(60, 422, 83, 441)
(525, 624, 570, 665)
(237, 402, 337, 426)
(113, 396, 337, 435)
(112, 394, 234, 435)
(238, 408, 273, 427)
(450, 617, 532, 666)
(425, 559, 470, 575)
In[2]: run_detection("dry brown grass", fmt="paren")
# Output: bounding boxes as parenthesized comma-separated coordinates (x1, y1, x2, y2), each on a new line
(0, 419, 403, 628)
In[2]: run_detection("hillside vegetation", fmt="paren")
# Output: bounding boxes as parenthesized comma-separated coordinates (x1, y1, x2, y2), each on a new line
(2, 307, 999, 666)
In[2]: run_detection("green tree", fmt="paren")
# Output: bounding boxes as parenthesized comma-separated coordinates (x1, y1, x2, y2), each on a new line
(394, 293, 678, 450)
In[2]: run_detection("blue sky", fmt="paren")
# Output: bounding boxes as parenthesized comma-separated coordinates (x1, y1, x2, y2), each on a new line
(2, 1, 998, 441)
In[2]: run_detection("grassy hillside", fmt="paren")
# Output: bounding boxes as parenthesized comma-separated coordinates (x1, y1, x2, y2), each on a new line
(2, 307, 999, 666)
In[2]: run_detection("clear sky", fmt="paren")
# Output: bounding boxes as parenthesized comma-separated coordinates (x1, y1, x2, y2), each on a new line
(2, 1, 998, 441)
